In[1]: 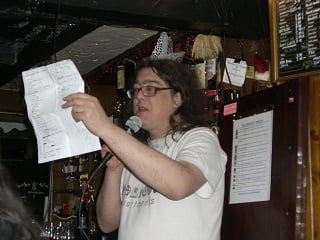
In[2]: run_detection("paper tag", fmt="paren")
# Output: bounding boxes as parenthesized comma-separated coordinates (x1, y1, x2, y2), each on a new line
(223, 58, 247, 87)
(223, 102, 237, 116)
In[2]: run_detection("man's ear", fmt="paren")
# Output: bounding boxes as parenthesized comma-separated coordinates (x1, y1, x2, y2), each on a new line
(173, 92, 183, 108)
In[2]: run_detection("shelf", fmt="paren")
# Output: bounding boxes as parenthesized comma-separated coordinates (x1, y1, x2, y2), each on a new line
(51, 189, 82, 194)
(49, 152, 104, 231)
(52, 213, 77, 221)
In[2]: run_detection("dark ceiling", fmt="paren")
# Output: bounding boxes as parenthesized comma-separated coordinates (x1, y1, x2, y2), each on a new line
(0, 0, 270, 87)
(40, 0, 270, 37)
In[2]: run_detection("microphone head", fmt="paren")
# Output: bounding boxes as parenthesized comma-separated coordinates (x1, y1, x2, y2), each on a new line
(125, 116, 142, 134)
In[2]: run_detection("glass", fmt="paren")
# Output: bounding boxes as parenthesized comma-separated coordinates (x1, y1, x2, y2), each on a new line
(40, 222, 51, 239)
(64, 221, 76, 240)
(40, 221, 76, 240)
(127, 86, 175, 99)
(89, 220, 98, 239)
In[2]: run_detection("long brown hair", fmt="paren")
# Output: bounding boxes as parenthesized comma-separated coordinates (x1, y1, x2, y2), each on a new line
(0, 162, 42, 240)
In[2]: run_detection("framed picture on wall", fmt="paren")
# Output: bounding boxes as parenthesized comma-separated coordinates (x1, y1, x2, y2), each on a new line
(269, 0, 320, 81)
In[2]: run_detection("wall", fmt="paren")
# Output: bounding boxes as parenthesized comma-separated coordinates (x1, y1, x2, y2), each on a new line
(221, 38, 271, 97)
(0, 89, 25, 113)
(222, 38, 319, 240)
(221, 37, 320, 240)
(307, 76, 320, 240)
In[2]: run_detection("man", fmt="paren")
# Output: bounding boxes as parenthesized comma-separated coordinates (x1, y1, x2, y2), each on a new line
(62, 59, 227, 240)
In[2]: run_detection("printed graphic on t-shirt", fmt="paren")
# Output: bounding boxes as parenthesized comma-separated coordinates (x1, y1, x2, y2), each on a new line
(121, 184, 157, 208)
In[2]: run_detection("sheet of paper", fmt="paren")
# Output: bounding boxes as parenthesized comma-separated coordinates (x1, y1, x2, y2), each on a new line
(23, 59, 101, 163)
(229, 110, 273, 204)
(223, 58, 247, 87)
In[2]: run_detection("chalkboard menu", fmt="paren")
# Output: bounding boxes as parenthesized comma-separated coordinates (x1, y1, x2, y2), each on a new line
(269, 0, 320, 80)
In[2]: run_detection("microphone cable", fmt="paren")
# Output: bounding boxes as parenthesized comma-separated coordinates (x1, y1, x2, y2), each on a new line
(77, 116, 141, 239)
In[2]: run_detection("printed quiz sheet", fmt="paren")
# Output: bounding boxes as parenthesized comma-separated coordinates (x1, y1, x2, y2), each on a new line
(22, 59, 101, 163)
(229, 110, 273, 204)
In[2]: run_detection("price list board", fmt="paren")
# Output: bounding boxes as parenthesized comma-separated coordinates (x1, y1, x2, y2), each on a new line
(269, 0, 320, 80)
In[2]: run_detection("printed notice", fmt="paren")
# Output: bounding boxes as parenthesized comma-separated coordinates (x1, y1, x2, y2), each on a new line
(223, 58, 247, 87)
(22, 59, 101, 163)
(229, 110, 273, 204)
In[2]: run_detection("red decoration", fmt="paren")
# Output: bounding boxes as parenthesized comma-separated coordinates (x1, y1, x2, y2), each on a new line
(254, 54, 269, 73)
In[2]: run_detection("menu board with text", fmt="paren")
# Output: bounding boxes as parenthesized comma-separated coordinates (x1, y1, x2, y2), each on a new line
(269, 0, 320, 80)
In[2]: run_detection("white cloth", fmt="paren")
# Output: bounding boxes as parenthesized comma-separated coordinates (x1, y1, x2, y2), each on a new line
(118, 127, 227, 240)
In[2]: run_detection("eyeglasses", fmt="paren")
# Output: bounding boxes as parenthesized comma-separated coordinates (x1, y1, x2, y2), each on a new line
(127, 86, 175, 99)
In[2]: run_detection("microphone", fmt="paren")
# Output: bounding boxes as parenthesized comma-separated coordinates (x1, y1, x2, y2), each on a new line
(88, 116, 142, 183)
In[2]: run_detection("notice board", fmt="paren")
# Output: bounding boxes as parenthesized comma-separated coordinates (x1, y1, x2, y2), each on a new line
(220, 78, 309, 240)
(269, 0, 320, 81)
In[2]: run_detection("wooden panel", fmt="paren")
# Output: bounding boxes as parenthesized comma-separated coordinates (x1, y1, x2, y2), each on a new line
(220, 78, 309, 240)
(0, 90, 25, 113)
(307, 75, 320, 240)
(89, 84, 117, 116)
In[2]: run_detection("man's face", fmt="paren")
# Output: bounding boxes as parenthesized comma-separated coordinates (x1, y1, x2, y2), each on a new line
(132, 68, 181, 138)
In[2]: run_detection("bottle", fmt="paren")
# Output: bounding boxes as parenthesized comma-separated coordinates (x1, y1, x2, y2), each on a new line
(89, 221, 100, 240)
(78, 197, 88, 230)
(69, 157, 75, 179)
(205, 56, 223, 129)
(79, 154, 88, 173)
(212, 84, 223, 129)
(93, 151, 100, 163)
(204, 57, 217, 123)
(205, 89, 217, 122)
(205, 58, 217, 90)
(63, 158, 70, 180)
(113, 63, 128, 126)
(73, 156, 80, 180)
(78, 155, 84, 173)
(89, 204, 100, 240)
(117, 63, 125, 90)
(75, 196, 88, 240)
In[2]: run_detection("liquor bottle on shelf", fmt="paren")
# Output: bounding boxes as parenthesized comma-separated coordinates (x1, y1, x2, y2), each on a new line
(112, 62, 129, 126)
(75, 196, 88, 240)
(205, 87, 222, 135)
(78, 196, 88, 229)
(212, 84, 223, 129)
(69, 157, 75, 180)
(204, 57, 223, 132)
(205, 58, 218, 90)
(79, 154, 89, 174)
(93, 151, 101, 163)
(204, 58, 217, 123)
(63, 158, 70, 180)
(88, 203, 101, 240)
(73, 156, 80, 180)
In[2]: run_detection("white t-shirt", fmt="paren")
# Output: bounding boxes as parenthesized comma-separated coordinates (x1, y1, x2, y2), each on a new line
(119, 127, 227, 240)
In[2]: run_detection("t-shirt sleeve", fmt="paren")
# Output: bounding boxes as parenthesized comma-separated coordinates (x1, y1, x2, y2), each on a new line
(176, 128, 227, 198)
